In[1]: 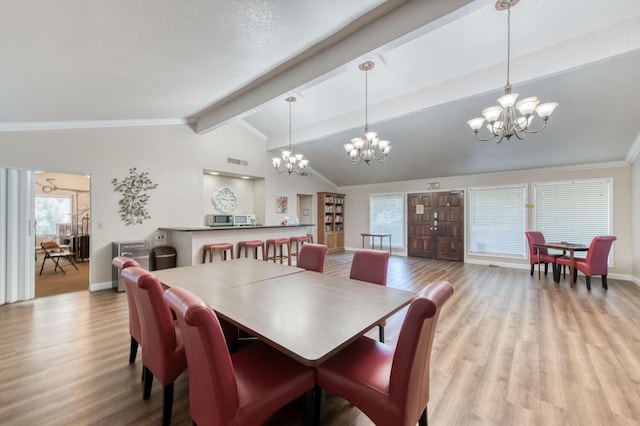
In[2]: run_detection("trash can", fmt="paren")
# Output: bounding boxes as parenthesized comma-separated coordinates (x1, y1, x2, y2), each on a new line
(150, 245, 177, 271)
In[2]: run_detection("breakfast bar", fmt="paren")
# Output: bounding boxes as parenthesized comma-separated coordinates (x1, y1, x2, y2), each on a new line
(160, 224, 314, 266)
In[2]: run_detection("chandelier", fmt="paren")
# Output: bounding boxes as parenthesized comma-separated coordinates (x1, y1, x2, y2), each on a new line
(343, 61, 391, 164)
(467, 0, 558, 143)
(272, 96, 309, 175)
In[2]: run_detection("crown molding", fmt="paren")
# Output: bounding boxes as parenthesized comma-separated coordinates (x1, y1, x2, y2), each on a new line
(0, 118, 192, 133)
(338, 160, 631, 191)
(625, 131, 640, 164)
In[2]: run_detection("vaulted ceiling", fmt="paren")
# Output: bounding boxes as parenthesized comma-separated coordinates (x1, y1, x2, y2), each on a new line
(3, 0, 639, 187)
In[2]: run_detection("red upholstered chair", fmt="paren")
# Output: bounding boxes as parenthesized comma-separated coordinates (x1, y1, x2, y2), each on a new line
(315, 281, 454, 426)
(350, 249, 390, 342)
(556, 235, 617, 291)
(121, 267, 187, 426)
(112, 256, 142, 364)
(525, 231, 562, 277)
(296, 243, 328, 273)
(163, 287, 315, 426)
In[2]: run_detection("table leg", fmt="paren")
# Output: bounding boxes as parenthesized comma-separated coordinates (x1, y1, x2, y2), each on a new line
(388, 236, 392, 255)
(362, 235, 365, 249)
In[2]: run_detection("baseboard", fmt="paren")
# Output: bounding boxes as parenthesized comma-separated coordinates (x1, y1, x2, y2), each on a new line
(344, 246, 407, 256)
(89, 281, 113, 292)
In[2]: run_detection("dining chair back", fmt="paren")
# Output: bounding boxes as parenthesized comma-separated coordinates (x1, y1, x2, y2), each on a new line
(315, 280, 454, 426)
(164, 286, 315, 426)
(557, 235, 617, 290)
(112, 256, 142, 364)
(525, 231, 562, 277)
(350, 249, 390, 342)
(121, 267, 187, 426)
(296, 243, 328, 272)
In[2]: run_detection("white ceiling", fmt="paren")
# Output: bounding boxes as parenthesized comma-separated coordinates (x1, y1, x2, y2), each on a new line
(3, 0, 640, 187)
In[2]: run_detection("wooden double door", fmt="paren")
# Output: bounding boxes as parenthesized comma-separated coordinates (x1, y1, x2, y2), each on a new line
(407, 191, 464, 261)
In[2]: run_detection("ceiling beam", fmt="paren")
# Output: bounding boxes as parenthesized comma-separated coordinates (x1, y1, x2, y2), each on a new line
(194, 0, 478, 135)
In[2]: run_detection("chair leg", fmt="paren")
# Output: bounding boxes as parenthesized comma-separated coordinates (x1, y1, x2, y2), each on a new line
(419, 408, 428, 426)
(530, 264, 534, 276)
(544, 263, 548, 276)
(129, 336, 139, 364)
(602, 275, 608, 290)
(586, 275, 591, 291)
(143, 366, 153, 399)
(312, 386, 325, 426)
(162, 383, 174, 426)
(379, 325, 385, 343)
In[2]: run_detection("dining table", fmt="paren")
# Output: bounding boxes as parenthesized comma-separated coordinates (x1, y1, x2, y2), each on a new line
(533, 242, 589, 287)
(153, 258, 415, 366)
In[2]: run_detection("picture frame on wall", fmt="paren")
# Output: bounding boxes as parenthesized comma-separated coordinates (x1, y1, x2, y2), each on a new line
(276, 196, 287, 213)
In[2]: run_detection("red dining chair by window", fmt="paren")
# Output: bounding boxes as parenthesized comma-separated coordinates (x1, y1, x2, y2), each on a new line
(350, 249, 390, 342)
(121, 267, 187, 426)
(163, 286, 315, 426)
(525, 231, 563, 277)
(315, 280, 454, 426)
(112, 256, 142, 364)
(556, 235, 617, 291)
(297, 243, 328, 273)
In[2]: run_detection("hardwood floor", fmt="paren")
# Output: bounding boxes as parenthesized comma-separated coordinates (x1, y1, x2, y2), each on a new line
(1, 253, 639, 425)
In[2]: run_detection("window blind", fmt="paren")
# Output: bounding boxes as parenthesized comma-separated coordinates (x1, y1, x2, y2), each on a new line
(370, 193, 405, 248)
(469, 185, 526, 257)
(533, 179, 611, 260)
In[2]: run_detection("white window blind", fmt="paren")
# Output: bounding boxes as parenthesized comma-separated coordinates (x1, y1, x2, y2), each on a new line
(370, 193, 404, 247)
(469, 185, 526, 257)
(533, 179, 611, 259)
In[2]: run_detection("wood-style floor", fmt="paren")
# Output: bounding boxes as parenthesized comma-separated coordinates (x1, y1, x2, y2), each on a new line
(1, 252, 639, 425)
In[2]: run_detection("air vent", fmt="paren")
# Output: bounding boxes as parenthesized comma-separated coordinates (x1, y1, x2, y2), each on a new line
(227, 157, 248, 166)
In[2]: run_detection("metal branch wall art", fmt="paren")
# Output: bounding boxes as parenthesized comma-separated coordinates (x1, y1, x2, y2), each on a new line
(111, 168, 158, 225)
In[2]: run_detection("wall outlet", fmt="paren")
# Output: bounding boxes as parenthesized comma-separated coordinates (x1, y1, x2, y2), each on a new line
(154, 231, 167, 244)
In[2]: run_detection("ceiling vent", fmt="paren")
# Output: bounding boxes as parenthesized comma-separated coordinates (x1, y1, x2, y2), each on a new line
(227, 157, 248, 166)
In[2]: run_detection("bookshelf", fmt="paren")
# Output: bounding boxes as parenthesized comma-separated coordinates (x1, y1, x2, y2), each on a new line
(317, 192, 345, 253)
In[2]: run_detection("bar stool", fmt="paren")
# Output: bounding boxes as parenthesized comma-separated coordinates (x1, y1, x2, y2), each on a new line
(202, 243, 234, 263)
(265, 238, 291, 265)
(238, 240, 265, 260)
(290, 235, 311, 265)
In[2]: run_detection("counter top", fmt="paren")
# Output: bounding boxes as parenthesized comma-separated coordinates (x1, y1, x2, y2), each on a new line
(160, 224, 314, 232)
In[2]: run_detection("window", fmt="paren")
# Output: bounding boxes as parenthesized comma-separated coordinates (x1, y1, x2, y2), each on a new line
(35, 196, 72, 235)
(370, 193, 405, 247)
(469, 185, 526, 257)
(533, 179, 611, 260)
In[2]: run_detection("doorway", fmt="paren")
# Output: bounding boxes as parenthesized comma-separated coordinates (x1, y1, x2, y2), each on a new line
(34, 171, 91, 297)
(407, 191, 464, 261)
(296, 193, 313, 240)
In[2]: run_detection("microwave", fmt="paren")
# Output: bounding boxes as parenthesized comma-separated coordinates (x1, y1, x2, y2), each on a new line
(206, 214, 233, 227)
(233, 214, 256, 226)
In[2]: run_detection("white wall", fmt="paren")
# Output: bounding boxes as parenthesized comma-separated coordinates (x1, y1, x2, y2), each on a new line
(0, 122, 336, 289)
(341, 163, 634, 278)
(632, 157, 640, 284)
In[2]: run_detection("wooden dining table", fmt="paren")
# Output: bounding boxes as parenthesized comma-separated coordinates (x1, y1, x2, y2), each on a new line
(533, 242, 588, 287)
(153, 259, 415, 366)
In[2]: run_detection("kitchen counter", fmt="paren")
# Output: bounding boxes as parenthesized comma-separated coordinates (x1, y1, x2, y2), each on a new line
(160, 224, 311, 232)
(159, 224, 315, 266)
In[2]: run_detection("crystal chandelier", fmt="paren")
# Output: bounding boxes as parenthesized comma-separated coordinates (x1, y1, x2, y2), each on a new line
(467, 0, 558, 143)
(344, 61, 391, 164)
(272, 96, 309, 175)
